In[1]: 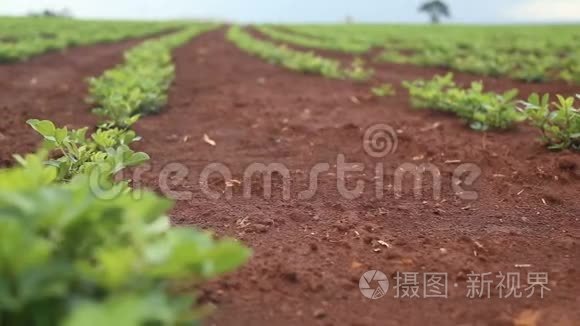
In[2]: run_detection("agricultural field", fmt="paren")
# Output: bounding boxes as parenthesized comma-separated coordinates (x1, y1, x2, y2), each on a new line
(0, 17, 182, 62)
(0, 16, 579, 326)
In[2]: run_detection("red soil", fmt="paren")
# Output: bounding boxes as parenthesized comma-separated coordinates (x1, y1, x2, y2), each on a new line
(1, 28, 578, 325)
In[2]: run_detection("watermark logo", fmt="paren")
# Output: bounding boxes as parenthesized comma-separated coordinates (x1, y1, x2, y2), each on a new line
(358, 270, 550, 300)
(363, 123, 398, 158)
(359, 270, 390, 300)
(88, 123, 483, 203)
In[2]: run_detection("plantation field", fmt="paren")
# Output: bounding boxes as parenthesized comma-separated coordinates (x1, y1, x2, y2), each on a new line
(0, 17, 182, 62)
(270, 24, 580, 83)
(0, 18, 579, 326)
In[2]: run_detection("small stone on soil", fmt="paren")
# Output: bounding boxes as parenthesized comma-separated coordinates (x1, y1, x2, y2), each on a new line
(313, 309, 327, 319)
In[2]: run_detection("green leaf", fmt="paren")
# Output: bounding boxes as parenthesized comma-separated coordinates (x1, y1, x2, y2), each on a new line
(502, 89, 518, 101)
(470, 121, 486, 131)
(27, 119, 56, 141)
(55, 127, 68, 143)
(126, 152, 150, 166)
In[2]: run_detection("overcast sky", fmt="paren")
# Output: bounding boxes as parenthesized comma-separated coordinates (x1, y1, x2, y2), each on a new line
(1, 0, 579, 23)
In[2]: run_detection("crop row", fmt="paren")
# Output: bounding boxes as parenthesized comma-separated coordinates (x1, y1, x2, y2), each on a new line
(280, 25, 387, 48)
(403, 74, 580, 150)
(0, 17, 182, 62)
(0, 25, 250, 325)
(88, 25, 214, 129)
(271, 24, 580, 83)
(230, 24, 579, 151)
(227, 26, 373, 81)
(255, 25, 370, 54)
(379, 47, 580, 83)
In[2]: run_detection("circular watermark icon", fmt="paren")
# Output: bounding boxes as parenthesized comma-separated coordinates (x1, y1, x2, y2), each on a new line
(363, 124, 398, 158)
(359, 270, 390, 300)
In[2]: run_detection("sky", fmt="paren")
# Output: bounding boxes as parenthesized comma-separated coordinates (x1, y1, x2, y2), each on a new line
(1, 0, 579, 23)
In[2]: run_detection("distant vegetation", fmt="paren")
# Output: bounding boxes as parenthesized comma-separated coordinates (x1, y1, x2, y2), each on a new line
(28, 8, 72, 18)
(419, 0, 451, 24)
(0, 18, 181, 63)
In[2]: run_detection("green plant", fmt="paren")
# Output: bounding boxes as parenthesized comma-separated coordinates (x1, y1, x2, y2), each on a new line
(227, 26, 372, 81)
(256, 25, 370, 54)
(452, 52, 513, 77)
(88, 25, 213, 128)
(243, 24, 580, 84)
(377, 50, 410, 64)
(0, 17, 181, 63)
(25, 119, 149, 182)
(403, 73, 524, 130)
(351, 24, 580, 84)
(343, 58, 374, 81)
(508, 53, 556, 83)
(403, 73, 455, 110)
(89, 67, 170, 128)
(371, 83, 396, 97)
(0, 159, 251, 326)
(560, 57, 580, 84)
(523, 93, 580, 150)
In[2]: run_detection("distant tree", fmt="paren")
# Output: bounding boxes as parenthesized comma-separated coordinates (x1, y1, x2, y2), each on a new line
(29, 8, 72, 18)
(419, 0, 450, 24)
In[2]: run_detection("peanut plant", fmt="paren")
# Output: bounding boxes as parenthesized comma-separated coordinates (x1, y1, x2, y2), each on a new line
(523, 93, 580, 150)
(0, 156, 250, 326)
(403, 73, 524, 131)
(25, 119, 149, 182)
(227, 26, 373, 81)
(89, 25, 214, 129)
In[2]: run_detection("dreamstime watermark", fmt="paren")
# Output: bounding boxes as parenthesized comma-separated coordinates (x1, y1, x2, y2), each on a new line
(88, 123, 483, 202)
